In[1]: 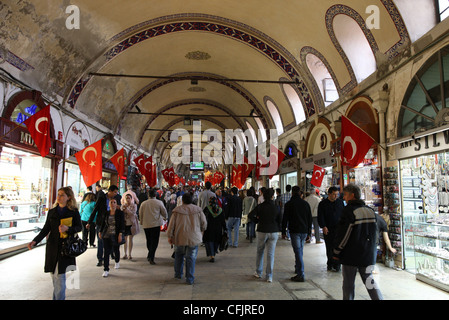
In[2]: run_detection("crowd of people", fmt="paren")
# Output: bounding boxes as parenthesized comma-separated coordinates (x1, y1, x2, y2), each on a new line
(27, 180, 396, 301)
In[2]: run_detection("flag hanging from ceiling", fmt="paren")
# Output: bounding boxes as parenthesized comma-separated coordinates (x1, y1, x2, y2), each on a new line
(23, 105, 52, 157)
(311, 165, 326, 188)
(133, 153, 146, 173)
(75, 139, 103, 186)
(255, 152, 269, 179)
(268, 144, 286, 179)
(340, 116, 375, 167)
(110, 148, 125, 178)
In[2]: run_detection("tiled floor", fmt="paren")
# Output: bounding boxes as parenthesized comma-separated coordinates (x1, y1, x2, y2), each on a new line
(1, 228, 448, 300)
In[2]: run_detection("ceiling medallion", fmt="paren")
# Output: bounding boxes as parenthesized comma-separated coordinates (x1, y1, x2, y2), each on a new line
(185, 51, 211, 60)
(188, 87, 206, 92)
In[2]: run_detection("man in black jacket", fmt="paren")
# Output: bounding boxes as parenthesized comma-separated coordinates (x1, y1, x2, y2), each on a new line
(282, 186, 312, 282)
(318, 186, 345, 271)
(333, 184, 383, 300)
(225, 187, 242, 247)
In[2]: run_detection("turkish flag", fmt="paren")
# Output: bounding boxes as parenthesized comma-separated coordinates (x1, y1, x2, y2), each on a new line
(341, 116, 375, 167)
(174, 174, 180, 186)
(214, 171, 224, 185)
(267, 145, 285, 179)
(255, 152, 269, 179)
(168, 167, 176, 186)
(231, 165, 237, 186)
(311, 165, 326, 188)
(242, 156, 255, 182)
(162, 168, 170, 184)
(23, 105, 52, 157)
(75, 139, 103, 187)
(237, 164, 244, 189)
(110, 148, 125, 178)
(133, 154, 146, 173)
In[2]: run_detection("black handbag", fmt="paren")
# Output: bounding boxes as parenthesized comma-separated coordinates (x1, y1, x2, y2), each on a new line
(61, 233, 87, 257)
(219, 231, 229, 252)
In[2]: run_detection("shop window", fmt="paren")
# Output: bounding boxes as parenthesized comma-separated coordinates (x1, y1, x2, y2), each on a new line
(399, 45, 449, 137)
(282, 83, 306, 125)
(333, 14, 377, 83)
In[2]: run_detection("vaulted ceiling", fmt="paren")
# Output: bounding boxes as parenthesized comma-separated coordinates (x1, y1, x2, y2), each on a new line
(1, 0, 437, 166)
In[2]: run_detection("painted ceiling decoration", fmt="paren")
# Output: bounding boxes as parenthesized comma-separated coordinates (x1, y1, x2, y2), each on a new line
(2, 0, 431, 166)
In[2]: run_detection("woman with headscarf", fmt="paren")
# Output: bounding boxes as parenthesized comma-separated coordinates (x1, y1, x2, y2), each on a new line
(203, 196, 226, 262)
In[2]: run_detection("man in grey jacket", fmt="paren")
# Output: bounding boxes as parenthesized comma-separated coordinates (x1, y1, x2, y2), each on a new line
(167, 193, 207, 285)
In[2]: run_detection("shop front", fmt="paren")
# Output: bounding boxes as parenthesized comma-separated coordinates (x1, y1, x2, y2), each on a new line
(301, 118, 336, 195)
(278, 142, 299, 192)
(342, 97, 383, 215)
(389, 44, 449, 292)
(0, 91, 64, 256)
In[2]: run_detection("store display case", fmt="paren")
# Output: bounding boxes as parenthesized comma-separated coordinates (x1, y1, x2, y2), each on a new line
(410, 222, 449, 292)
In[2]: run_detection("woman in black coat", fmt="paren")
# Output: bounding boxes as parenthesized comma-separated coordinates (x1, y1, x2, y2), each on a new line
(28, 187, 82, 300)
(203, 197, 226, 262)
(98, 198, 125, 277)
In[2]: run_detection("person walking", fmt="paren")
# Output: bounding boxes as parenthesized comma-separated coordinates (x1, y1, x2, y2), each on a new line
(80, 193, 96, 247)
(318, 186, 345, 271)
(87, 185, 119, 267)
(27, 187, 82, 300)
(167, 193, 207, 285)
(198, 181, 215, 210)
(249, 188, 281, 283)
(243, 187, 257, 242)
(282, 186, 312, 282)
(280, 185, 292, 240)
(333, 184, 383, 300)
(203, 197, 226, 262)
(139, 188, 167, 264)
(98, 199, 125, 277)
(225, 187, 243, 248)
(305, 189, 322, 243)
(121, 193, 140, 260)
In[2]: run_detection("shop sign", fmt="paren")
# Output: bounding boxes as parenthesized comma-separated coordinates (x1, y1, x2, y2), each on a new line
(279, 158, 298, 174)
(395, 130, 449, 159)
(300, 150, 334, 171)
(20, 131, 56, 155)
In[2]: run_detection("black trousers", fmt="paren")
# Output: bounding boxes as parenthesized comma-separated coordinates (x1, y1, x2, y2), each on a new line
(81, 220, 96, 246)
(323, 229, 340, 269)
(144, 227, 161, 261)
(103, 236, 120, 271)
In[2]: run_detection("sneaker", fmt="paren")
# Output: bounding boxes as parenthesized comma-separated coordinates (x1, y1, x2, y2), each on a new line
(115, 262, 120, 269)
(253, 272, 261, 279)
(102, 271, 109, 277)
(290, 275, 305, 282)
(266, 278, 272, 283)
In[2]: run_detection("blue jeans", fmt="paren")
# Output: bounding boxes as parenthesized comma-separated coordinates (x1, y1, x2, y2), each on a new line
(227, 217, 240, 247)
(290, 233, 308, 277)
(255, 232, 278, 281)
(51, 263, 66, 300)
(174, 245, 198, 284)
(246, 221, 256, 239)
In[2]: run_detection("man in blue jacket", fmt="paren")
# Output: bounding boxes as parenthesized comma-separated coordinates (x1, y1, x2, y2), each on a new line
(333, 184, 383, 300)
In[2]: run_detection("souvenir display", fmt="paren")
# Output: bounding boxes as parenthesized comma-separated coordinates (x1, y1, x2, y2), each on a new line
(400, 152, 449, 292)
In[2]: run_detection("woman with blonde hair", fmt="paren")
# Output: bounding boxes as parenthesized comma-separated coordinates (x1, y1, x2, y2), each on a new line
(28, 187, 82, 300)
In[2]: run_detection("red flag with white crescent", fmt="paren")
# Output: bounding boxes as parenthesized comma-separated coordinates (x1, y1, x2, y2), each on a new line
(75, 139, 103, 186)
(23, 105, 52, 157)
(341, 116, 375, 167)
(110, 148, 125, 178)
(133, 153, 146, 173)
(311, 165, 326, 188)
